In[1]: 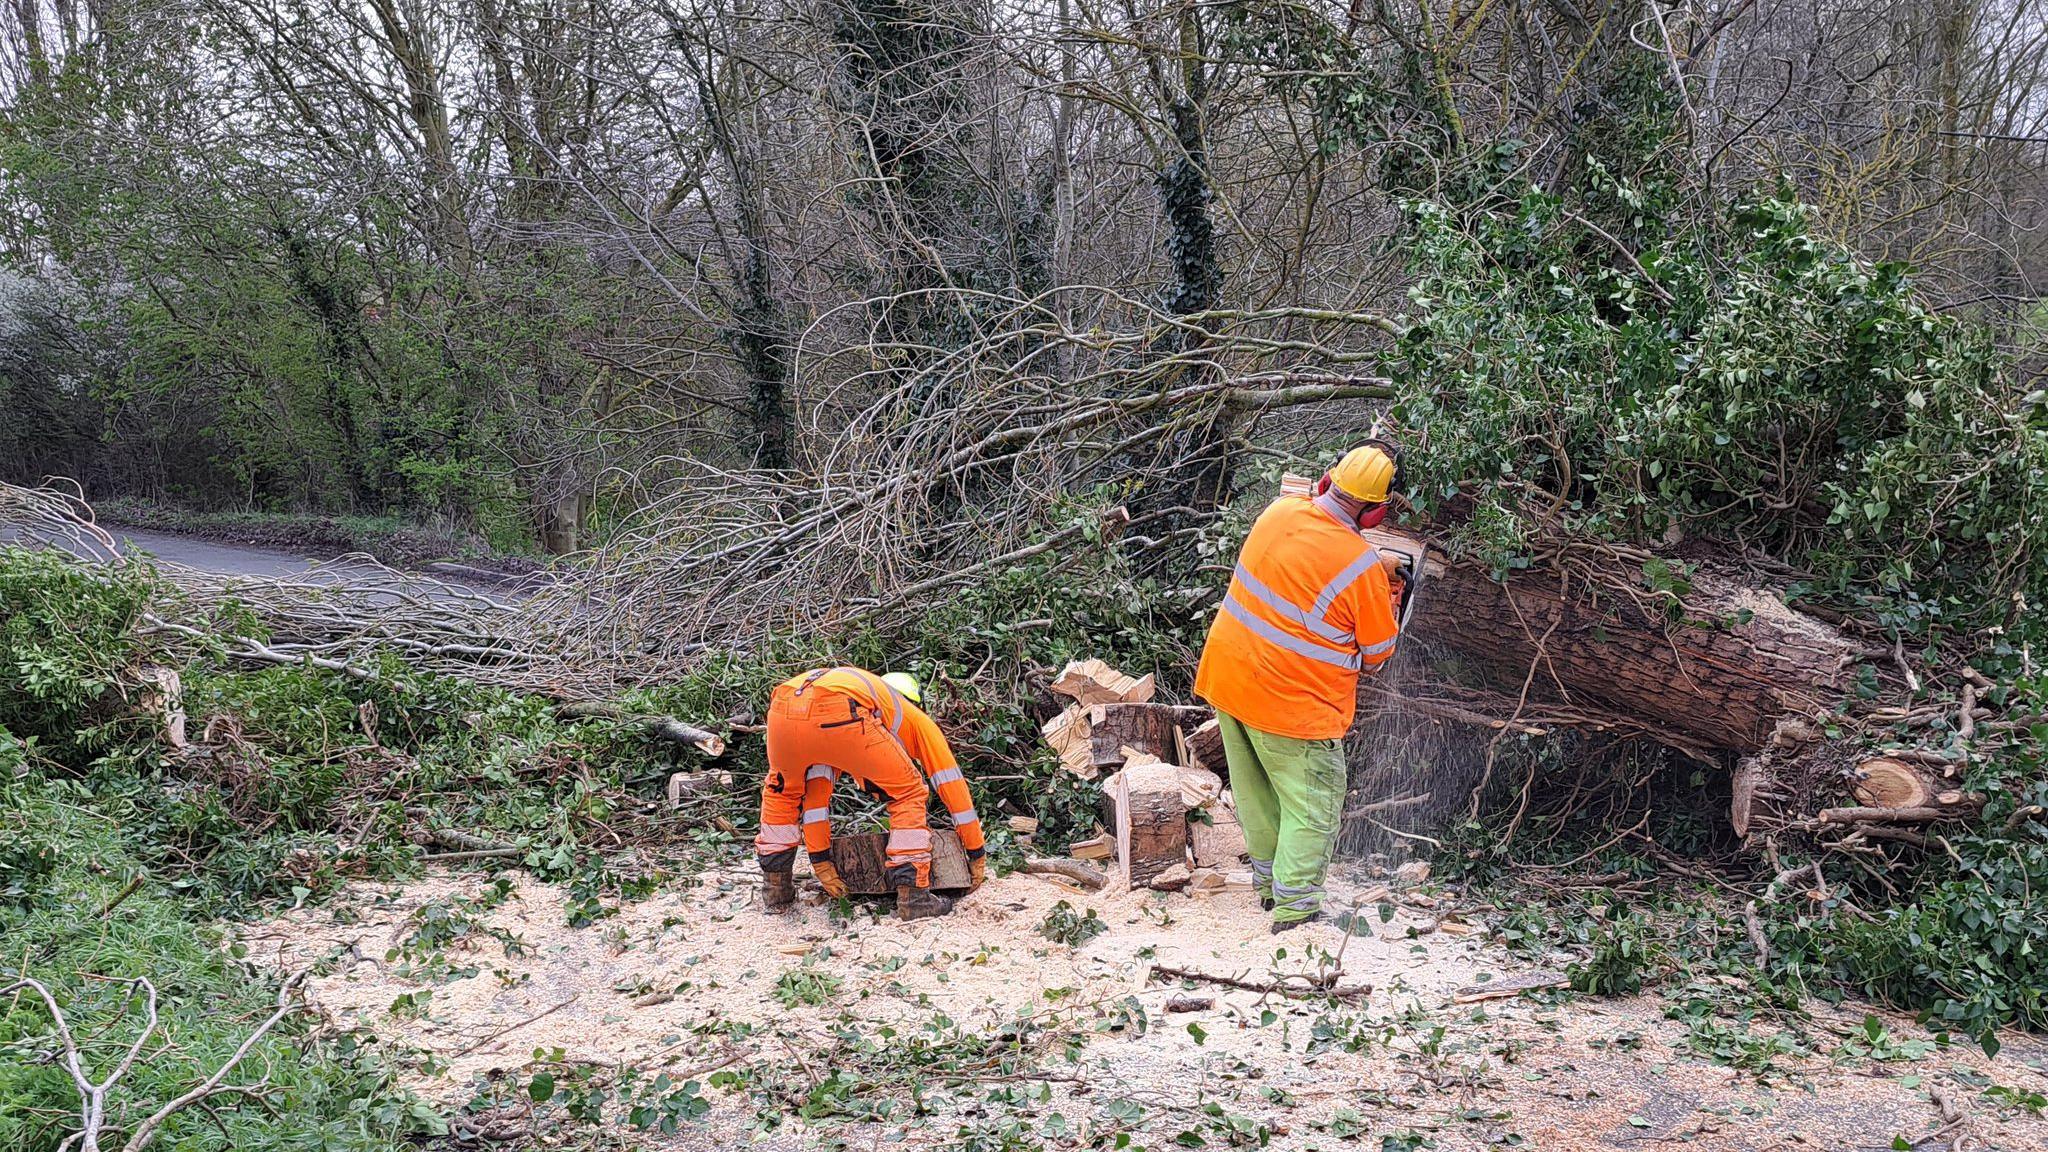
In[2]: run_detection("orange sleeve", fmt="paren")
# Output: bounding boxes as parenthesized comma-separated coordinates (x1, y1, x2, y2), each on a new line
(905, 710, 984, 856)
(1352, 563, 1401, 670)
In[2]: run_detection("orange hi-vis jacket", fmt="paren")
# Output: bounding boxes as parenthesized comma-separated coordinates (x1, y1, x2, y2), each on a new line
(1194, 492, 1402, 741)
(754, 667, 985, 889)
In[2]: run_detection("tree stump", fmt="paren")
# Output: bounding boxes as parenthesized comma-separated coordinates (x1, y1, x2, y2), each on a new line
(828, 830, 974, 894)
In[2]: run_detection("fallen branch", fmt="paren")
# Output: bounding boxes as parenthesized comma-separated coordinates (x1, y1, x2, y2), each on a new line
(1149, 963, 1371, 1001)
(1021, 857, 1108, 890)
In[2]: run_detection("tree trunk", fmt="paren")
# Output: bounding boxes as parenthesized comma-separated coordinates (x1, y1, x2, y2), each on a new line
(1378, 529, 1857, 756)
(831, 829, 974, 894)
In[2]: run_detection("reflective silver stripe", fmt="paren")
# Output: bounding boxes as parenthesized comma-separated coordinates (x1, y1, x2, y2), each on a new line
(1233, 563, 1352, 645)
(886, 828, 931, 850)
(806, 764, 839, 782)
(852, 670, 908, 740)
(1273, 882, 1323, 912)
(758, 824, 801, 846)
(1360, 633, 1399, 657)
(950, 807, 979, 827)
(1250, 859, 1274, 877)
(928, 767, 963, 786)
(1312, 548, 1382, 620)
(1220, 595, 1361, 671)
(802, 807, 831, 824)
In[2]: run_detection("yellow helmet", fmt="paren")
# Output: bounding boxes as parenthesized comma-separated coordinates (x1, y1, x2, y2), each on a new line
(1327, 442, 1401, 504)
(881, 671, 923, 705)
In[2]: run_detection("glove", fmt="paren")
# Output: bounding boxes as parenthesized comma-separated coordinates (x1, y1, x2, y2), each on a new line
(812, 860, 850, 900)
(968, 857, 987, 890)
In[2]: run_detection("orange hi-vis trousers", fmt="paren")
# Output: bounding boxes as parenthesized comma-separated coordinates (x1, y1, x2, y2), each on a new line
(755, 679, 976, 888)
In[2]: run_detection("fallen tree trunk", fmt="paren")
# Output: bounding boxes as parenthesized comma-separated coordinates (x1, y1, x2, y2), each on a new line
(1370, 528, 1857, 754)
(1352, 528, 1982, 845)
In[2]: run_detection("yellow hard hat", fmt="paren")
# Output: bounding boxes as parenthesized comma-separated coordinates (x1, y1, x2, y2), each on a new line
(1327, 442, 1400, 504)
(881, 671, 923, 705)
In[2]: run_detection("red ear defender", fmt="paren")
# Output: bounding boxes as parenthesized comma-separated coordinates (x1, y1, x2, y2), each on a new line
(1355, 503, 1390, 530)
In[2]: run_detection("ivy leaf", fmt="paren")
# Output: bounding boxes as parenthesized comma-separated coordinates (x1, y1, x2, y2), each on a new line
(529, 1071, 555, 1102)
(1187, 1021, 1208, 1046)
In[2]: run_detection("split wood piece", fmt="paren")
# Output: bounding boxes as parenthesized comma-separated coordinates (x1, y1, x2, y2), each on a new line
(1104, 762, 1190, 891)
(1279, 473, 1314, 498)
(1164, 995, 1214, 1013)
(1048, 659, 1156, 707)
(1067, 835, 1114, 860)
(1006, 815, 1040, 835)
(556, 701, 726, 757)
(1177, 765, 1224, 808)
(828, 829, 974, 894)
(1176, 717, 1227, 780)
(1850, 756, 1980, 811)
(1021, 857, 1108, 890)
(666, 770, 731, 807)
(1451, 974, 1569, 1004)
(1148, 863, 1192, 892)
(1086, 703, 1186, 768)
(1040, 704, 1098, 779)
(1150, 963, 1371, 1001)
(1185, 868, 1256, 894)
(1189, 800, 1249, 868)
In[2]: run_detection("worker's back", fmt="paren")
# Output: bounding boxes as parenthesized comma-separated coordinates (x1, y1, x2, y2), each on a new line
(1194, 493, 1399, 740)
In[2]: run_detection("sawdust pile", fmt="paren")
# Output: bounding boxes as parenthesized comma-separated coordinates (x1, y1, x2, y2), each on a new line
(243, 865, 2048, 1151)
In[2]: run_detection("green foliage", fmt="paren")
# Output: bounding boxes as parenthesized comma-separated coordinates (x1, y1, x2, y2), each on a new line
(772, 963, 844, 1008)
(1037, 900, 1107, 947)
(0, 548, 157, 763)
(1390, 182, 2046, 641)
(1567, 912, 1657, 996)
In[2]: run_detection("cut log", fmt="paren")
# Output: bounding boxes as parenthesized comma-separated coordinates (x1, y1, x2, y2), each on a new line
(1022, 857, 1107, 890)
(1086, 703, 1184, 768)
(1103, 761, 1190, 890)
(1176, 765, 1223, 808)
(1849, 756, 1967, 810)
(827, 829, 973, 894)
(1049, 659, 1155, 707)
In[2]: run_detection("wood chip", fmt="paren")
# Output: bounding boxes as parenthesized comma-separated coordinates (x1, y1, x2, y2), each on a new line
(1068, 835, 1113, 860)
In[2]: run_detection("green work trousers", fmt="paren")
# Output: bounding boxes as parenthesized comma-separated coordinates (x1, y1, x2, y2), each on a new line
(1216, 711, 1346, 923)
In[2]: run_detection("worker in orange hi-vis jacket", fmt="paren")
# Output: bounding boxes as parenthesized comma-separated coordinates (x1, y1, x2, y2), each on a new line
(754, 667, 986, 921)
(1194, 441, 1407, 933)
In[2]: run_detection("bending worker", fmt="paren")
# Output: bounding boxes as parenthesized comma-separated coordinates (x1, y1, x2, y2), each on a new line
(1194, 443, 1406, 932)
(754, 666, 986, 921)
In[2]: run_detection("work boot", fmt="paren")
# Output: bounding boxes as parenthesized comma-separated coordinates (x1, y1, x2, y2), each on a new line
(896, 884, 954, 922)
(1260, 896, 1275, 913)
(761, 871, 794, 913)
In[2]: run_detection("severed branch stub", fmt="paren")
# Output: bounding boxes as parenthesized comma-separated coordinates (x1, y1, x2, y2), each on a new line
(555, 701, 726, 757)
